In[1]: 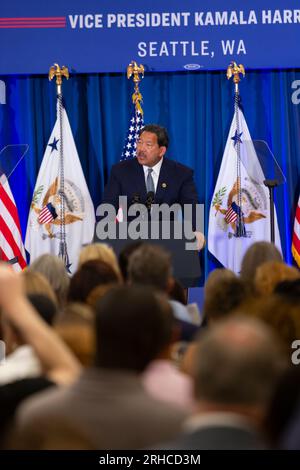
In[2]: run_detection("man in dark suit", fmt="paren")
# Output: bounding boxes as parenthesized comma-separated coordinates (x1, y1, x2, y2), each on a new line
(102, 124, 204, 249)
(160, 316, 286, 450)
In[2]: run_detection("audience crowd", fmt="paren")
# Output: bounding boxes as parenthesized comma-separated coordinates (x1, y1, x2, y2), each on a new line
(0, 241, 300, 449)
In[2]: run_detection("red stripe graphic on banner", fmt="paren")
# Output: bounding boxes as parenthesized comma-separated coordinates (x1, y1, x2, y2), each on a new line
(0, 17, 66, 21)
(0, 21, 65, 24)
(0, 25, 66, 28)
(0, 17, 66, 28)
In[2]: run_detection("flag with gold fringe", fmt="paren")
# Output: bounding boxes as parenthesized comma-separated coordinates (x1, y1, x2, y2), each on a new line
(25, 99, 95, 273)
(292, 200, 300, 266)
(208, 105, 282, 273)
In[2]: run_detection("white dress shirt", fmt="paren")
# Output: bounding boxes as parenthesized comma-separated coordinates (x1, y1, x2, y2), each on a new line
(0, 345, 42, 385)
(143, 158, 164, 193)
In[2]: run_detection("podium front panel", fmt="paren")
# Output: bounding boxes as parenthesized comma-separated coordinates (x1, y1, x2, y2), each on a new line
(94, 221, 201, 287)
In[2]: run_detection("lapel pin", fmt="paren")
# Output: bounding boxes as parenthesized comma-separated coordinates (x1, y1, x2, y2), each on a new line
(162, 182, 167, 189)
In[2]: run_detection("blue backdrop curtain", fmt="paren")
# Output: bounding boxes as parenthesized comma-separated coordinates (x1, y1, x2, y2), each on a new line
(1, 69, 300, 281)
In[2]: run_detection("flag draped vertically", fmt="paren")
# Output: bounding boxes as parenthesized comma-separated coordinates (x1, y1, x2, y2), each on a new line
(0, 177, 27, 271)
(292, 201, 300, 266)
(116, 93, 144, 222)
(25, 100, 95, 273)
(208, 107, 282, 273)
(120, 109, 144, 161)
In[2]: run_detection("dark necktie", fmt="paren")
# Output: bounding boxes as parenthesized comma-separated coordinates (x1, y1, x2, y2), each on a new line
(146, 168, 155, 194)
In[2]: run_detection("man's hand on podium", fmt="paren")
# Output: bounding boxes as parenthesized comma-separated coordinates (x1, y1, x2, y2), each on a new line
(194, 231, 206, 251)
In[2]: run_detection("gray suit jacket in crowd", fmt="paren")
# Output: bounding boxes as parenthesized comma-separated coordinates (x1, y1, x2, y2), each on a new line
(160, 424, 266, 450)
(159, 413, 267, 450)
(11, 367, 187, 450)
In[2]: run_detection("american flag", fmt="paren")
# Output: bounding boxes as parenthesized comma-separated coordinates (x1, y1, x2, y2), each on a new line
(120, 110, 144, 161)
(225, 202, 239, 224)
(292, 200, 300, 266)
(117, 107, 144, 222)
(38, 202, 58, 224)
(225, 201, 243, 224)
(0, 177, 27, 271)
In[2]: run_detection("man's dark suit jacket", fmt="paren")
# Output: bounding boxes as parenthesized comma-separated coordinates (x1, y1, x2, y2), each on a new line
(102, 157, 199, 229)
(161, 425, 266, 450)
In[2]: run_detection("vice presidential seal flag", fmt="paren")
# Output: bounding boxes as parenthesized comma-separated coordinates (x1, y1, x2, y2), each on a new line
(25, 100, 95, 273)
(208, 107, 282, 273)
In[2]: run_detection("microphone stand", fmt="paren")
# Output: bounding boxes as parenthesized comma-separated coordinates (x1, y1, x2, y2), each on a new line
(132, 193, 140, 205)
(146, 191, 154, 213)
(263, 179, 278, 244)
(131, 193, 146, 221)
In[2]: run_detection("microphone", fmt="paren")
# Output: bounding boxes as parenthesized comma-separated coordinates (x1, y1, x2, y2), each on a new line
(132, 193, 140, 204)
(131, 193, 145, 220)
(146, 191, 155, 211)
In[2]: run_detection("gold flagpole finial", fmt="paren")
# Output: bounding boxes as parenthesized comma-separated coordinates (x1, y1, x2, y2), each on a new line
(49, 63, 69, 95)
(226, 61, 245, 92)
(127, 61, 144, 115)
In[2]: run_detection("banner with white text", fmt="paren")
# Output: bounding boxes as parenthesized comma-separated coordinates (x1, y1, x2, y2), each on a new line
(0, 0, 299, 74)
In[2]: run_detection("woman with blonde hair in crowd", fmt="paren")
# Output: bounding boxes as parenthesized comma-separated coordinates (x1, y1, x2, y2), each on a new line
(203, 268, 248, 324)
(240, 241, 282, 293)
(29, 254, 70, 308)
(78, 243, 122, 280)
(254, 261, 300, 296)
(22, 270, 57, 307)
(67, 260, 121, 304)
(55, 303, 95, 367)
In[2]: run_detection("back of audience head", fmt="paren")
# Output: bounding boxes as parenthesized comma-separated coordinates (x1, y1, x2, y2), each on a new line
(127, 245, 197, 340)
(128, 244, 172, 292)
(203, 268, 247, 324)
(274, 278, 300, 299)
(86, 283, 117, 310)
(94, 286, 174, 372)
(79, 243, 122, 280)
(27, 294, 57, 327)
(2, 293, 57, 354)
(240, 241, 282, 289)
(192, 316, 286, 424)
(22, 270, 57, 307)
(239, 294, 300, 354)
(168, 278, 187, 305)
(29, 254, 70, 307)
(118, 241, 144, 281)
(68, 260, 120, 304)
(264, 366, 300, 447)
(55, 303, 95, 366)
(254, 261, 300, 296)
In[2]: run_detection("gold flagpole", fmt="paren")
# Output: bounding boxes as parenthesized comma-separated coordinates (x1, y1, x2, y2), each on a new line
(48, 63, 70, 265)
(226, 61, 245, 93)
(49, 63, 69, 96)
(226, 61, 246, 238)
(127, 61, 144, 115)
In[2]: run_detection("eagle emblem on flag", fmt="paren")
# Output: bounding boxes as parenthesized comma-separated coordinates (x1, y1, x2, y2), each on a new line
(212, 178, 266, 236)
(31, 177, 84, 238)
